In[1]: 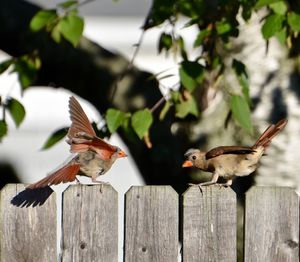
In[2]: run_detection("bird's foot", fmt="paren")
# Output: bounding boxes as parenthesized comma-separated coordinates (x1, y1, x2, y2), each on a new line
(188, 183, 204, 194)
(216, 179, 232, 189)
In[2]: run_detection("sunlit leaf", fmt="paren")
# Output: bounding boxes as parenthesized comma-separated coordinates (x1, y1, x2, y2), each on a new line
(105, 108, 127, 133)
(230, 95, 253, 134)
(41, 127, 68, 150)
(6, 98, 26, 127)
(59, 14, 84, 46)
(30, 10, 57, 32)
(51, 22, 62, 43)
(175, 97, 198, 118)
(287, 12, 300, 32)
(159, 100, 171, 120)
(131, 109, 153, 139)
(261, 14, 285, 39)
(270, 1, 287, 15)
(255, 0, 281, 8)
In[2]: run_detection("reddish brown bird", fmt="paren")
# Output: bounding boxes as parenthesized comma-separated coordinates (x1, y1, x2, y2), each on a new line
(182, 119, 287, 187)
(27, 96, 127, 189)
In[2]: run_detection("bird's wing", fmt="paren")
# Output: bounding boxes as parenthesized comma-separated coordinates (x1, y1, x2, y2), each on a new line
(67, 96, 96, 139)
(67, 96, 117, 159)
(27, 162, 80, 189)
(205, 146, 255, 160)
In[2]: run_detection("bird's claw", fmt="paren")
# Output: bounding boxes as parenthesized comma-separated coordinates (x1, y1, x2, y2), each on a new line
(188, 183, 203, 194)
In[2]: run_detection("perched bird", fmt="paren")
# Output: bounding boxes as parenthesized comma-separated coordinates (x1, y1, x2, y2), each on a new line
(27, 96, 127, 189)
(182, 119, 287, 187)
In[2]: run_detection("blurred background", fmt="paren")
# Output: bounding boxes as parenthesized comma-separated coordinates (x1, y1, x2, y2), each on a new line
(1, 0, 300, 261)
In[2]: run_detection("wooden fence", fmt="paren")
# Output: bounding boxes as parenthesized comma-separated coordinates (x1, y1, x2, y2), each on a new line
(0, 184, 299, 262)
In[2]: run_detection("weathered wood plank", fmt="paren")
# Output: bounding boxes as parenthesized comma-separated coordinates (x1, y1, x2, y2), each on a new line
(61, 185, 118, 262)
(124, 186, 178, 262)
(244, 186, 299, 262)
(183, 185, 236, 262)
(0, 184, 57, 262)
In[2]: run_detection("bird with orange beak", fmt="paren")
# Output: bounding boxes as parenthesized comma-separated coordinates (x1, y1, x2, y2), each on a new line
(182, 119, 287, 187)
(27, 96, 127, 189)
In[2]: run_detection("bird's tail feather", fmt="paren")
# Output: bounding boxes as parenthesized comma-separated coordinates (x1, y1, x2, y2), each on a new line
(27, 163, 80, 189)
(253, 119, 287, 149)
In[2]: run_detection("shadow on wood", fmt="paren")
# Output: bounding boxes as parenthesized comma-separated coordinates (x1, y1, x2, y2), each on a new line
(10, 186, 54, 207)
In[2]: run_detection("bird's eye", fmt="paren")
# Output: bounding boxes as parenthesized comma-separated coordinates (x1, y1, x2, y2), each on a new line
(192, 155, 197, 160)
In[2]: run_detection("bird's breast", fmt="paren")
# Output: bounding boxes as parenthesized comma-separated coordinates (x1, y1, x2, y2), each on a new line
(76, 151, 112, 177)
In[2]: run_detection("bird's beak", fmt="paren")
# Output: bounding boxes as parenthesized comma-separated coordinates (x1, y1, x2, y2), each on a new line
(182, 160, 193, 167)
(118, 150, 128, 158)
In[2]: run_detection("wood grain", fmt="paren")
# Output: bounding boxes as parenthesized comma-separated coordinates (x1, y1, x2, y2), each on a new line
(0, 184, 57, 262)
(124, 186, 178, 262)
(61, 184, 118, 262)
(244, 186, 299, 262)
(183, 185, 236, 262)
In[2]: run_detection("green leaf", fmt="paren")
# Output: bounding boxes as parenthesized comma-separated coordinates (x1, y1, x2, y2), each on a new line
(175, 97, 198, 118)
(0, 120, 7, 141)
(105, 108, 127, 133)
(0, 59, 13, 74)
(216, 21, 232, 35)
(159, 100, 171, 120)
(121, 117, 137, 142)
(287, 12, 300, 32)
(194, 28, 211, 47)
(14, 56, 38, 90)
(232, 59, 251, 106)
(179, 61, 204, 92)
(276, 27, 287, 44)
(58, 0, 78, 9)
(261, 14, 285, 39)
(270, 1, 287, 15)
(59, 14, 84, 46)
(255, 0, 281, 8)
(30, 10, 57, 32)
(51, 22, 62, 43)
(41, 127, 68, 150)
(158, 33, 173, 53)
(230, 95, 253, 134)
(6, 98, 26, 127)
(131, 109, 153, 139)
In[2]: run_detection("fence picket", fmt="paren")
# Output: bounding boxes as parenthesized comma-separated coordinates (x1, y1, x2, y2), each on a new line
(61, 185, 118, 262)
(0, 184, 57, 262)
(244, 186, 299, 262)
(183, 185, 237, 262)
(124, 186, 179, 262)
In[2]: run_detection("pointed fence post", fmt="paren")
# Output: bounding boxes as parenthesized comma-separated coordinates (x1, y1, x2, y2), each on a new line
(182, 185, 237, 262)
(124, 186, 179, 262)
(61, 185, 118, 262)
(244, 186, 299, 262)
(0, 184, 57, 262)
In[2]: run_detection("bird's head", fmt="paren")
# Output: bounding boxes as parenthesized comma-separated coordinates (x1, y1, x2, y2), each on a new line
(182, 149, 202, 168)
(115, 147, 128, 158)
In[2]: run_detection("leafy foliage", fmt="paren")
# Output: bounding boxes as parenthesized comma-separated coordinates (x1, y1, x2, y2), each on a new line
(29, 0, 84, 46)
(0, 120, 7, 141)
(2, 0, 300, 146)
(6, 98, 26, 128)
(41, 127, 68, 150)
(131, 109, 153, 139)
